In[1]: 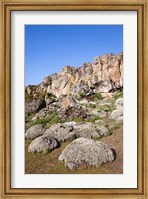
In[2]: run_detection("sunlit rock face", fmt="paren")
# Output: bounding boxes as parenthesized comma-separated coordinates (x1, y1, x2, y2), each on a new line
(26, 51, 123, 99)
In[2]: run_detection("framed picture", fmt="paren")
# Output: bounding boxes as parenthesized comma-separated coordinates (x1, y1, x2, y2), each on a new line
(0, 0, 148, 198)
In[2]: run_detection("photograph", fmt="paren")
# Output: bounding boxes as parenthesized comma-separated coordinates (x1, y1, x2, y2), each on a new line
(1, 0, 147, 197)
(25, 25, 123, 174)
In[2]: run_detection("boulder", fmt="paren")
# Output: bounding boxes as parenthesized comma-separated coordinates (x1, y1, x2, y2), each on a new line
(25, 124, 45, 140)
(109, 105, 123, 120)
(115, 98, 123, 107)
(116, 116, 123, 124)
(58, 95, 77, 108)
(25, 98, 46, 113)
(95, 125, 111, 137)
(59, 138, 115, 170)
(44, 123, 75, 142)
(28, 135, 58, 153)
(72, 122, 100, 139)
(58, 105, 88, 122)
(98, 110, 107, 118)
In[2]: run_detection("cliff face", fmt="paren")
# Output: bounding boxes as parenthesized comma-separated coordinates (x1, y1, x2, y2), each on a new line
(26, 51, 123, 99)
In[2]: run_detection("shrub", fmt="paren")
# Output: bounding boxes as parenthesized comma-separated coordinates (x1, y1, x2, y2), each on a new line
(89, 104, 96, 109)
(114, 89, 123, 99)
(46, 92, 56, 98)
(87, 115, 100, 123)
(78, 91, 84, 98)
(91, 93, 102, 101)
(33, 112, 60, 128)
(25, 92, 33, 100)
(73, 117, 84, 123)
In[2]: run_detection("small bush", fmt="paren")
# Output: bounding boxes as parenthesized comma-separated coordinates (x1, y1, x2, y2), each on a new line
(114, 89, 123, 99)
(73, 117, 84, 123)
(97, 105, 107, 112)
(78, 91, 84, 98)
(46, 92, 56, 98)
(33, 112, 60, 128)
(89, 104, 96, 109)
(25, 92, 33, 100)
(91, 93, 102, 101)
(105, 130, 112, 137)
(87, 116, 100, 123)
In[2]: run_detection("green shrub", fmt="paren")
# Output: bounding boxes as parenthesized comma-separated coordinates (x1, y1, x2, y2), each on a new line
(89, 104, 96, 109)
(97, 105, 107, 112)
(114, 89, 123, 99)
(33, 112, 60, 127)
(91, 93, 102, 101)
(87, 115, 100, 123)
(46, 92, 56, 98)
(73, 117, 84, 123)
(25, 92, 33, 100)
(78, 91, 84, 98)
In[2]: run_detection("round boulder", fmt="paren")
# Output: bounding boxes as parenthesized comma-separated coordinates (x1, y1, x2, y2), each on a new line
(59, 138, 115, 170)
(44, 123, 75, 142)
(28, 135, 59, 153)
(25, 124, 45, 140)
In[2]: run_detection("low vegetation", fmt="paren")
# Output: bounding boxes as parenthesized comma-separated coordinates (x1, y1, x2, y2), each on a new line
(33, 112, 60, 128)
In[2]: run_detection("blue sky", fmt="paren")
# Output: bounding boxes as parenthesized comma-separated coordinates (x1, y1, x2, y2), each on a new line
(25, 25, 123, 85)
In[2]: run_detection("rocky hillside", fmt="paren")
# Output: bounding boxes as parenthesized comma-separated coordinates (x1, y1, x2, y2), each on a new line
(25, 51, 123, 173)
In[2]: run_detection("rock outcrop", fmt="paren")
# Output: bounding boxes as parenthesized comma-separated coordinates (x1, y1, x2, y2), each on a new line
(25, 51, 123, 100)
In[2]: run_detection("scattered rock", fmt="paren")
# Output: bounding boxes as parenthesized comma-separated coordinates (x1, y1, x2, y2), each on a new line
(59, 138, 115, 170)
(28, 135, 59, 153)
(25, 124, 45, 140)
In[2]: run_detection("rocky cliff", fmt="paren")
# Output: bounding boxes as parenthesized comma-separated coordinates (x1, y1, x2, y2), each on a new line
(26, 51, 123, 100)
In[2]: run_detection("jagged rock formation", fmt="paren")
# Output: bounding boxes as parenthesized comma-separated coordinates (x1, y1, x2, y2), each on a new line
(25, 51, 123, 101)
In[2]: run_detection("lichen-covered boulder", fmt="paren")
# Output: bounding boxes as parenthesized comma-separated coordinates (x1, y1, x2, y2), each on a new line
(115, 97, 123, 107)
(109, 105, 123, 120)
(116, 116, 123, 124)
(72, 122, 99, 139)
(25, 124, 45, 140)
(25, 98, 46, 113)
(59, 138, 115, 170)
(44, 123, 75, 142)
(28, 135, 59, 153)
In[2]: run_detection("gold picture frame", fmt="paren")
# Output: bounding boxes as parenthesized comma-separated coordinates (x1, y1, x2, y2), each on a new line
(0, 0, 148, 198)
